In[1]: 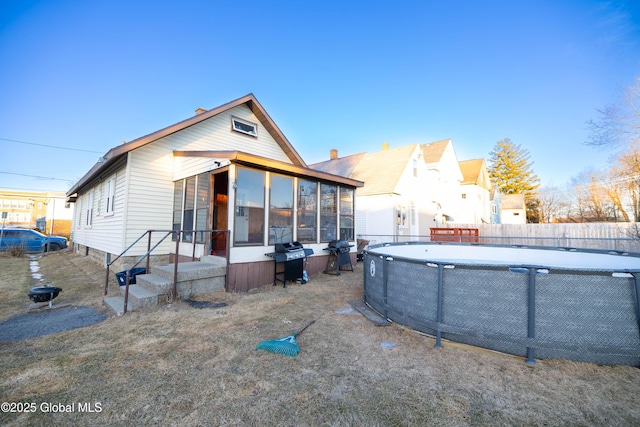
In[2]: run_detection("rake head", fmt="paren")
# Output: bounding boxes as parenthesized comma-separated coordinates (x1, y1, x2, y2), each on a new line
(256, 334, 300, 357)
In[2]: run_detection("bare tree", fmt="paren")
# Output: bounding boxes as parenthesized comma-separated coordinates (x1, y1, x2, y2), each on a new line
(586, 76, 640, 149)
(537, 186, 563, 223)
(569, 170, 615, 222)
(601, 170, 631, 222)
(612, 143, 640, 221)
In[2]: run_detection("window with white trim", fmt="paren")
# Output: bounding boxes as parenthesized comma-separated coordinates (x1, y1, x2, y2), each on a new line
(105, 177, 115, 215)
(86, 191, 94, 227)
(231, 116, 257, 137)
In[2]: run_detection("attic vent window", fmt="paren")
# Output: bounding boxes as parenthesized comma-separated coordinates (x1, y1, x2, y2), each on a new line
(232, 116, 257, 137)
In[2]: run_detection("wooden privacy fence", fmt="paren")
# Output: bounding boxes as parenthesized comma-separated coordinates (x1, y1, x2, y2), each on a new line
(441, 223, 640, 252)
(358, 223, 640, 253)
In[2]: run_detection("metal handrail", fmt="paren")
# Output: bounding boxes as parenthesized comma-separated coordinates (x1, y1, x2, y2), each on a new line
(104, 229, 230, 314)
(104, 230, 153, 296)
(122, 231, 174, 314)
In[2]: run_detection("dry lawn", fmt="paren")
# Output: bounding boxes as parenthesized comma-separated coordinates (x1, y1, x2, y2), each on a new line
(0, 250, 639, 427)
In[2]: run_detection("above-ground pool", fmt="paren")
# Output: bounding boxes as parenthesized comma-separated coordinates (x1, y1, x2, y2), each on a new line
(363, 242, 640, 366)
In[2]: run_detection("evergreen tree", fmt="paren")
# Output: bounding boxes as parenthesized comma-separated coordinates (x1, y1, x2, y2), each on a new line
(488, 138, 541, 222)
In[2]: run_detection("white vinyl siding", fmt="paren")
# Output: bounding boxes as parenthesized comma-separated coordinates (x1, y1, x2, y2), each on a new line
(71, 161, 128, 255)
(70, 103, 300, 257)
(173, 104, 291, 165)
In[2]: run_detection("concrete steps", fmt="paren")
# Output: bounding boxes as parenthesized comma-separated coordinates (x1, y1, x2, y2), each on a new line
(103, 256, 227, 315)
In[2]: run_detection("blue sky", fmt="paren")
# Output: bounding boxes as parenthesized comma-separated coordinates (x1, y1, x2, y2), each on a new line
(1, 0, 639, 193)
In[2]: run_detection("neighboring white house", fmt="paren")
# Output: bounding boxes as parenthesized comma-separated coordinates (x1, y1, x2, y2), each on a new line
(66, 94, 362, 291)
(457, 159, 492, 224)
(311, 139, 480, 244)
(500, 194, 527, 224)
(420, 139, 465, 226)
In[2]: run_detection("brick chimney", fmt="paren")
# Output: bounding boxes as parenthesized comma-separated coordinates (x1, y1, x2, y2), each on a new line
(330, 148, 338, 160)
(195, 107, 207, 115)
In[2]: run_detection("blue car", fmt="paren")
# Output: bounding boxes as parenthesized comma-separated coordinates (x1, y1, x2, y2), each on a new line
(0, 228, 68, 252)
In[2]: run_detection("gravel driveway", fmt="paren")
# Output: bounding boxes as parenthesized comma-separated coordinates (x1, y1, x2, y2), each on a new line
(0, 306, 107, 342)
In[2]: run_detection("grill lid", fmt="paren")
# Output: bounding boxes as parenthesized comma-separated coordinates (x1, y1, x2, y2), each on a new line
(266, 241, 313, 262)
(328, 240, 353, 249)
(275, 241, 304, 253)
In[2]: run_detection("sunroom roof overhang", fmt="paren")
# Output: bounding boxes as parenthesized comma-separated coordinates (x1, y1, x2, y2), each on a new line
(173, 150, 363, 188)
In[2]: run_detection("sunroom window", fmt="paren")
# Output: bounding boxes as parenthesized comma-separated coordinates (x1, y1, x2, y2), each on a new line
(320, 184, 337, 242)
(269, 174, 293, 244)
(234, 167, 265, 245)
(339, 187, 354, 241)
(297, 180, 317, 243)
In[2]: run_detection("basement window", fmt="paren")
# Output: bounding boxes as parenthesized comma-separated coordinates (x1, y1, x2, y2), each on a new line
(231, 116, 257, 137)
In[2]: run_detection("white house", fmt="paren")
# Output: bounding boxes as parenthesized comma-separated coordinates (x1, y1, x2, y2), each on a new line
(67, 94, 362, 292)
(500, 194, 527, 224)
(420, 139, 464, 226)
(457, 158, 492, 224)
(311, 139, 471, 244)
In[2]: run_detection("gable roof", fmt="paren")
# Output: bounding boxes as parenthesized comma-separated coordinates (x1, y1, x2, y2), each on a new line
(501, 193, 525, 209)
(309, 152, 366, 178)
(67, 94, 306, 196)
(421, 139, 451, 163)
(311, 144, 419, 196)
(459, 158, 492, 190)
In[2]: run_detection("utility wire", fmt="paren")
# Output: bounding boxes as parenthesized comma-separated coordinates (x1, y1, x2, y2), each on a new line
(0, 137, 104, 154)
(0, 171, 76, 182)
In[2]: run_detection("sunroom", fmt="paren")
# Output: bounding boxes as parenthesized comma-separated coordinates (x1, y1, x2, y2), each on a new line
(171, 150, 362, 291)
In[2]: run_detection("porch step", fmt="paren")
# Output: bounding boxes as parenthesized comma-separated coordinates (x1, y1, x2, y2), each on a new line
(135, 273, 172, 295)
(151, 260, 226, 281)
(103, 296, 132, 316)
(104, 258, 227, 315)
(119, 284, 158, 307)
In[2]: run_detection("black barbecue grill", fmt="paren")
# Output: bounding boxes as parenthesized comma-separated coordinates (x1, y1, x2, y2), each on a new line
(323, 239, 354, 276)
(265, 242, 314, 287)
(28, 285, 63, 308)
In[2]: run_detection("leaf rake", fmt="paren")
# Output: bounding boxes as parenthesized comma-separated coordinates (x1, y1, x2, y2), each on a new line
(256, 315, 322, 357)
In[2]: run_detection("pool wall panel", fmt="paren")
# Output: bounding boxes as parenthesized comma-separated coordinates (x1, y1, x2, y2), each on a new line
(363, 243, 640, 366)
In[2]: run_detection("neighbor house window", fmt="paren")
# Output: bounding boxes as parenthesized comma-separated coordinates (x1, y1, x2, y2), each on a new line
(339, 188, 354, 241)
(269, 174, 293, 244)
(397, 205, 407, 228)
(105, 177, 115, 215)
(410, 203, 416, 226)
(297, 180, 317, 242)
(231, 116, 257, 137)
(85, 191, 93, 227)
(320, 184, 337, 242)
(234, 167, 265, 245)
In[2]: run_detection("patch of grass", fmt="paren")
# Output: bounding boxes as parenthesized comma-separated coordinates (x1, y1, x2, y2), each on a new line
(0, 251, 639, 426)
(0, 254, 31, 321)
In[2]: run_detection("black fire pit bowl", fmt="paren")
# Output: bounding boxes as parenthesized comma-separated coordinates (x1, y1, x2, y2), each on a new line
(28, 286, 63, 304)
